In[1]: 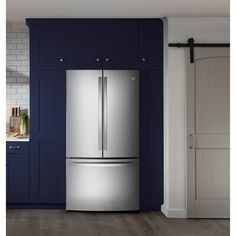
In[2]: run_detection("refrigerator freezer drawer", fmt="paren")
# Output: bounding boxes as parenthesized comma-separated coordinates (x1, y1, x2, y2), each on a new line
(66, 159, 139, 211)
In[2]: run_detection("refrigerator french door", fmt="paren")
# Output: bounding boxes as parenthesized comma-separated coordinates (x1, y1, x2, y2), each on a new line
(66, 70, 139, 211)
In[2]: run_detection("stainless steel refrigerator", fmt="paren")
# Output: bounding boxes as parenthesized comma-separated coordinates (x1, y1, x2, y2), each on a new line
(66, 70, 139, 211)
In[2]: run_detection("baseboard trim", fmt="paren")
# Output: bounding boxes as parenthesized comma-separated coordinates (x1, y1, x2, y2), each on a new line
(161, 204, 187, 218)
(7, 203, 65, 209)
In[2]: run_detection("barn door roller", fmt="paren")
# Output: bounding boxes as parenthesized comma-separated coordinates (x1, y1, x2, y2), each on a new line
(169, 38, 230, 63)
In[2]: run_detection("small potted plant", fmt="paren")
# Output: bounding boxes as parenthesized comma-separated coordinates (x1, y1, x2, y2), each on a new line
(20, 113, 28, 136)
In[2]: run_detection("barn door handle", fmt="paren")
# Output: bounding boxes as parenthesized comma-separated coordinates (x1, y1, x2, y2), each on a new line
(188, 134, 195, 149)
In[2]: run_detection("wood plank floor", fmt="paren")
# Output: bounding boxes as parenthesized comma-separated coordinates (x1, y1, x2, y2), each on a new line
(6, 210, 229, 236)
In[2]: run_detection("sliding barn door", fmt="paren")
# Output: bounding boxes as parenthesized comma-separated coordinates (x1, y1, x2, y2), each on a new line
(187, 48, 230, 218)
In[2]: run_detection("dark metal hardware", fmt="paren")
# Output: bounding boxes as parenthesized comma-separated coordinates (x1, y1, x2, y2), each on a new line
(169, 38, 230, 63)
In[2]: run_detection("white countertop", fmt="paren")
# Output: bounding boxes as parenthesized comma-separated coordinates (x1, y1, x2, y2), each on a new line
(6, 136, 30, 142)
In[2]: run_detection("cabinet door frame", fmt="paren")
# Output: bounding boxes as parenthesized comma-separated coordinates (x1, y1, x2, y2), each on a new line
(102, 23, 139, 69)
(30, 70, 66, 203)
(139, 21, 163, 70)
(30, 25, 66, 70)
(6, 153, 29, 203)
(66, 24, 102, 69)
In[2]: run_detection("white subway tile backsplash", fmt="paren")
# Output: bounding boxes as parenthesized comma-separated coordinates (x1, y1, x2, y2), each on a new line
(6, 61, 20, 66)
(7, 44, 17, 49)
(21, 94, 29, 99)
(7, 99, 17, 105)
(6, 23, 30, 132)
(17, 88, 28, 94)
(7, 27, 22, 33)
(22, 27, 29, 32)
(6, 33, 17, 38)
(17, 33, 28, 38)
(10, 38, 24, 43)
(7, 93, 22, 99)
(6, 49, 12, 55)
(17, 55, 28, 60)
(6, 55, 17, 61)
(10, 49, 23, 55)
(17, 43, 28, 49)
(7, 88, 17, 94)
(6, 71, 12, 77)
(17, 99, 28, 105)
(22, 50, 29, 55)
(7, 66, 17, 71)
(6, 77, 17, 83)
(17, 77, 28, 83)
(20, 61, 29, 66)
(16, 66, 29, 72)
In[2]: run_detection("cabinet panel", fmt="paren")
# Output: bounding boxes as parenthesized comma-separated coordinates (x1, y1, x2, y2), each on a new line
(140, 70, 163, 210)
(139, 22, 163, 70)
(30, 71, 66, 203)
(66, 24, 102, 69)
(6, 142, 29, 154)
(102, 23, 138, 69)
(6, 154, 29, 203)
(30, 25, 65, 70)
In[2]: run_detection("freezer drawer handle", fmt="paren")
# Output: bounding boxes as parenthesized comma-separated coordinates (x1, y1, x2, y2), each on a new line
(98, 76, 102, 150)
(71, 161, 135, 166)
(103, 77, 107, 150)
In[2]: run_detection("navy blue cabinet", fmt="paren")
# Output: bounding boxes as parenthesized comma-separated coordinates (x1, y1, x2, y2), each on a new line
(6, 142, 29, 203)
(140, 70, 163, 210)
(30, 71, 66, 203)
(66, 22, 138, 69)
(67, 24, 102, 69)
(30, 25, 65, 70)
(102, 23, 138, 69)
(139, 22, 163, 70)
(26, 19, 163, 210)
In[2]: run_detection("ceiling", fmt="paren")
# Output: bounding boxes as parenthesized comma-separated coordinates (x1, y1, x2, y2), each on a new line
(7, 0, 230, 22)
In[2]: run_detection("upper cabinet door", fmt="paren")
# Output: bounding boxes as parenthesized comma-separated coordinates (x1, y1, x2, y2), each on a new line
(30, 25, 65, 70)
(102, 23, 139, 69)
(139, 22, 163, 70)
(66, 24, 102, 69)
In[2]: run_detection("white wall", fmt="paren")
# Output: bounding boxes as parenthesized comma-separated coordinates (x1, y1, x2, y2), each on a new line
(162, 17, 230, 218)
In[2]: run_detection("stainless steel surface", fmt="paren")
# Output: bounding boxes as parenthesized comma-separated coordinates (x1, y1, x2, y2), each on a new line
(66, 70, 140, 211)
(98, 77, 102, 151)
(103, 76, 107, 150)
(66, 158, 139, 211)
(103, 70, 139, 158)
(66, 70, 102, 158)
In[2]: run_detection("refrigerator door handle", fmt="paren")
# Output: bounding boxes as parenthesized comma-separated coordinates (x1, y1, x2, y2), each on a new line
(103, 76, 107, 150)
(98, 76, 102, 150)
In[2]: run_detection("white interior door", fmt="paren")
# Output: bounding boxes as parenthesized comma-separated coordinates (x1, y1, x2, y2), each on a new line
(187, 48, 230, 218)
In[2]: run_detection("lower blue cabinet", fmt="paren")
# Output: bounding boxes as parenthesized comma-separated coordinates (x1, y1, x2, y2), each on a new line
(140, 70, 163, 210)
(6, 142, 29, 203)
(30, 70, 66, 204)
